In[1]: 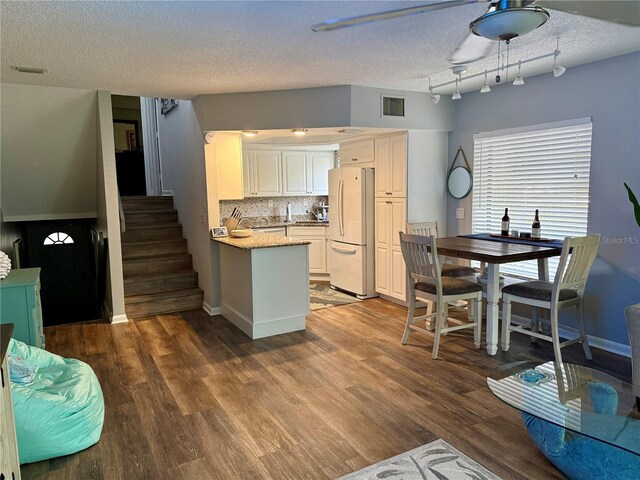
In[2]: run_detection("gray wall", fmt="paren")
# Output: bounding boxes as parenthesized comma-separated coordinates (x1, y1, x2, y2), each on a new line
(447, 52, 640, 348)
(193, 85, 453, 133)
(157, 100, 218, 309)
(1, 84, 98, 221)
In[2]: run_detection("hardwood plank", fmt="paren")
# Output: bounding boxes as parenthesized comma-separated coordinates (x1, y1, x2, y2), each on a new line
(22, 298, 632, 480)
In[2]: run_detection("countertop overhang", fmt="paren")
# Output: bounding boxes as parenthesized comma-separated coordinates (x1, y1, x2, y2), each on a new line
(213, 231, 311, 250)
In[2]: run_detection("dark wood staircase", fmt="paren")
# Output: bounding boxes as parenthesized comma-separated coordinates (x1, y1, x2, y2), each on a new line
(121, 196, 203, 318)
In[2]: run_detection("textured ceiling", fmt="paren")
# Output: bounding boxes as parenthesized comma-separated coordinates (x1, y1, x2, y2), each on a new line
(1, 1, 639, 98)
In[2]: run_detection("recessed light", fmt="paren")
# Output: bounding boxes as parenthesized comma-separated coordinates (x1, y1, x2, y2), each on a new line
(291, 129, 308, 136)
(11, 65, 47, 74)
(241, 130, 258, 137)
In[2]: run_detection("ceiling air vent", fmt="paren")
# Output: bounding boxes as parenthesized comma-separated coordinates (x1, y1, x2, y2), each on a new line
(381, 95, 405, 118)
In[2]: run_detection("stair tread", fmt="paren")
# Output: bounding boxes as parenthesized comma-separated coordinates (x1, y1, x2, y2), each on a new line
(122, 238, 187, 246)
(123, 222, 180, 230)
(124, 208, 177, 214)
(125, 288, 203, 304)
(123, 253, 191, 264)
(124, 270, 198, 283)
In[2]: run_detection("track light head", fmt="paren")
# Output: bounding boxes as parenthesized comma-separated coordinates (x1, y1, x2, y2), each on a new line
(430, 93, 441, 104)
(553, 65, 566, 77)
(480, 83, 491, 93)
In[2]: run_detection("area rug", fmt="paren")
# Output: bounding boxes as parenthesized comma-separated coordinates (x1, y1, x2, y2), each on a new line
(338, 439, 502, 480)
(309, 283, 361, 311)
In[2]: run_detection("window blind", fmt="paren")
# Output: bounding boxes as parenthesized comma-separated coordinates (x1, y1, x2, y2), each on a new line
(472, 119, 592, 279)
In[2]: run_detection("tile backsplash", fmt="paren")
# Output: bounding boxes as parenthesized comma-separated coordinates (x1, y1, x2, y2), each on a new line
(220, 196, 328, 223)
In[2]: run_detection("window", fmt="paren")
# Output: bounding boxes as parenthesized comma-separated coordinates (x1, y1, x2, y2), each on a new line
(43, 232, 74, 245)
(472, 118, 592, 279)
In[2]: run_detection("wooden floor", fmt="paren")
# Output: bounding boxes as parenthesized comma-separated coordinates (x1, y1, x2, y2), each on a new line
(22, 299, 631, 480)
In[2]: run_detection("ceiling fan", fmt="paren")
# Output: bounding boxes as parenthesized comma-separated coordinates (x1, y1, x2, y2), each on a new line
(312, 0, 640, 66)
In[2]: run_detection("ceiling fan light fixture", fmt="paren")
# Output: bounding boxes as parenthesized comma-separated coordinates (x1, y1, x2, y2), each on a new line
(470, 6, 549, 41)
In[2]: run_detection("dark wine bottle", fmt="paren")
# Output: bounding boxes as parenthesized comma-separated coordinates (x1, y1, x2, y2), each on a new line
(501, 208, 510, 236)
(531, 209, 541, 239)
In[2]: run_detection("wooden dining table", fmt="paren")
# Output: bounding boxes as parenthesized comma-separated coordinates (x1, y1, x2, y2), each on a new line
(436, 236, 563, 355)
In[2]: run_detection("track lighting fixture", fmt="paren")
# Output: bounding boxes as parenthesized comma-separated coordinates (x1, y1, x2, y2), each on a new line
(452, 77, 461, 100)
(553, 37, 566, 78)
(480, 70, 491, 93)
(513, 60, 525, 86)
(428, 77, 440, 104)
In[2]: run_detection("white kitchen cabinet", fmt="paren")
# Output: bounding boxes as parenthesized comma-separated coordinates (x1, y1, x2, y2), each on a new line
(375, 197, 407, 301)
(205, 132, 244, 200)
(339, 139, 375, 166)
(375, 132, 407, 198)
(282, 151, 332, 196)
(243, 150, 282, 197)
(288, 226, 328, 275)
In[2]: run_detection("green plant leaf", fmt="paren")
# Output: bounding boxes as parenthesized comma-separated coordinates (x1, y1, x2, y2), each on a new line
(624, 182, 640, 228)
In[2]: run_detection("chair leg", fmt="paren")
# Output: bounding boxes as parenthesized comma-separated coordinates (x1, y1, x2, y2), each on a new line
(425, 301, 435, 331)
(474, 296, 482, 349)
(530, 307, 539, 344)
(551, 308, 563, 365)
(442, 302, 449, 335)
(432, 303, 444, 360)
(501, 295, 512, 352)
(576, 301, 593, 360)
(401, 290, 416, 345)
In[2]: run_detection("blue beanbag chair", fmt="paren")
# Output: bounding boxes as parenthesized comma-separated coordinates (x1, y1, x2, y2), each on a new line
(9, 338, 105, 464)
(522, 382, 640, 480)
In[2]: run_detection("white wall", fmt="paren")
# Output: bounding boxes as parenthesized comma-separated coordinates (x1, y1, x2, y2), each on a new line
(447, 52, 640, 349)
(1, 84, 98, 221)
(156, 100, 219, 310)
(96, 91, 127, 323)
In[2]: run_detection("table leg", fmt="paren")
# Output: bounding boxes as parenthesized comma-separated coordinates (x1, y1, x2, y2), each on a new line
(486, 263, 500, 355)
(537, 258, 551, 335)
(537, 258, 549, 281)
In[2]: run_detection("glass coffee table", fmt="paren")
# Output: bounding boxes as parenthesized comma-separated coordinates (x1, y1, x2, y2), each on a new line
(487, 361, 640, 456)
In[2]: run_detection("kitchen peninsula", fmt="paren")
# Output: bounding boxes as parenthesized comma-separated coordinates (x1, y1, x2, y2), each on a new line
(213, 232, 310, 339)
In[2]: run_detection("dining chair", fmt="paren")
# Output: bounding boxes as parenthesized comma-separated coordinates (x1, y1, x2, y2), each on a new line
(406, 222, 477, 278)
(501, 234, 601, 365)
(399, 233, 483, 359)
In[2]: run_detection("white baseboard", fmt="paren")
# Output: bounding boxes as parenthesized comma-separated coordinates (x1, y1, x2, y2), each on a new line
(202, 301, 221, 316)
(162, 190, 173, 196)
(111, 313, 129, 324)
(511, 314, 631, 358)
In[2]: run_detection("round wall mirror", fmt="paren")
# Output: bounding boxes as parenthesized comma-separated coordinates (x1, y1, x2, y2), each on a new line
(447, 166, 473, 199)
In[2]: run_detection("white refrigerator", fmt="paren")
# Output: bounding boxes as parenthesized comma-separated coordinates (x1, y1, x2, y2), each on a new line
(328, 167, 377, 299)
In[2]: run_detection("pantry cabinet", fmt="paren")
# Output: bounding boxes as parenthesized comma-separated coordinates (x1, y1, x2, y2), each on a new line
(375, 198, 407, 301)
(243, 150, 282, 197)
(282, 151, 333, 196)
(375, 133, 407, 198)
(339, 139, 375, 166)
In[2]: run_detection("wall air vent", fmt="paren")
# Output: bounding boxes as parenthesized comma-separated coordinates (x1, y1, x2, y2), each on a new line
(381, 95, 405, 118)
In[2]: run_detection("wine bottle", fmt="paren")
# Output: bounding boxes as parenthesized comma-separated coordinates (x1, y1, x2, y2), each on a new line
(501, 208, 510, 236)
(531, 209, 541, 239)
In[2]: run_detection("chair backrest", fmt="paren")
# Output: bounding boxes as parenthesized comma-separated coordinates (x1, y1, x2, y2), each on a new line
(399, 233, 441, 290)
(554, 234, 601, 297)
(407, 221, 440, 237)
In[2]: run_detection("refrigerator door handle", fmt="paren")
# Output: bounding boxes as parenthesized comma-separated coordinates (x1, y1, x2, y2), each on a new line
(331, 244, 357, 255)
(340, 179, 345, 237)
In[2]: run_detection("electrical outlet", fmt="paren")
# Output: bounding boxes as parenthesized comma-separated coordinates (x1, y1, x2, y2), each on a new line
(200, 214, 206, 225)
(456, 208, 465, 219)
(268, 200, 273, 207)
(201, 198, 206, 210)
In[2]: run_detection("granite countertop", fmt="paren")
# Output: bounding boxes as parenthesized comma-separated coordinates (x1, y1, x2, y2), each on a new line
(213, 231, 311, 250)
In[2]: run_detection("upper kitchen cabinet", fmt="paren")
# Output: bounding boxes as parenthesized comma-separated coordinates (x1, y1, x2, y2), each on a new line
(205, 132, 244, 200)
(243, 150, 283, 197)
(278, 150, 334, 196)
(339, 139, 374, 166)
(375, 132, 407, 198)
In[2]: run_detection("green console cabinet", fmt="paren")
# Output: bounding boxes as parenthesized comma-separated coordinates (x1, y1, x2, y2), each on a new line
(0, 268, 45, 348)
